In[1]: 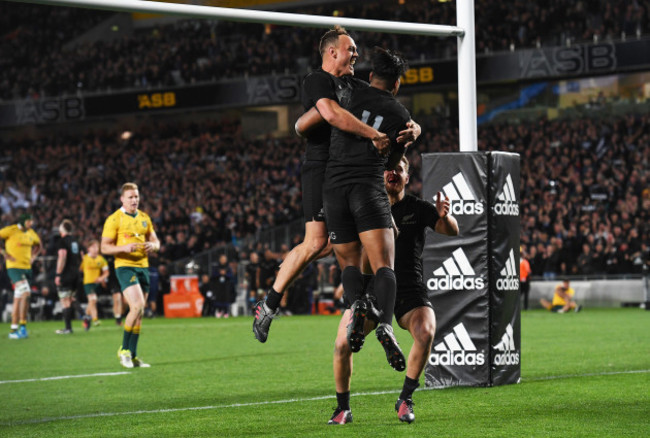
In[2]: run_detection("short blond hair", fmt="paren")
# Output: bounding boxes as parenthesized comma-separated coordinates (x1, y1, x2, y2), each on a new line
(121, 182, 138, 195)
(319, 25, 349, 57)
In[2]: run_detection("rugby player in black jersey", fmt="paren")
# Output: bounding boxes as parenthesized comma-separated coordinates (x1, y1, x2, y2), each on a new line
(321, 47, 415, 424)
(385, 156, 458, 423)
(331, 154, 458, 425)
(253, 27, 421, 343)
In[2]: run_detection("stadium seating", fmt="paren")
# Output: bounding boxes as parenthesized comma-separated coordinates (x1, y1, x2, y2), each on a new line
(1, 0, 648, 98)
(0, 112, 647, 278)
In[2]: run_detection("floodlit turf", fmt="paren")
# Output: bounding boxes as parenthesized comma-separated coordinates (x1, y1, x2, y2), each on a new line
(1, 308, 648, 437)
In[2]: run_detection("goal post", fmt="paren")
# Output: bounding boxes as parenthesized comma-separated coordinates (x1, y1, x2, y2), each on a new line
(9, 0, 478, 151)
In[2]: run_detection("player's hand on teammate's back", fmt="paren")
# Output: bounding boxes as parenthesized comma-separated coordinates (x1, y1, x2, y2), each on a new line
(372, 133, 391, 156)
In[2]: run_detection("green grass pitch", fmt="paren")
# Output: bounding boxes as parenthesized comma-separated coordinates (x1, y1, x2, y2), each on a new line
(1, 308, 648, 437)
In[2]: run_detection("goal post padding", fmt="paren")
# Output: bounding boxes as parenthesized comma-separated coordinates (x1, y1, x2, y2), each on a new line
(422, 152, 520, 388)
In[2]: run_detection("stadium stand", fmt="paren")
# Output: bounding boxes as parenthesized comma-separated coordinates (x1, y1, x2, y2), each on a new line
(0, 112, 648, 279)
(1, 0, 649, 98)
(0, 0, 649, 319)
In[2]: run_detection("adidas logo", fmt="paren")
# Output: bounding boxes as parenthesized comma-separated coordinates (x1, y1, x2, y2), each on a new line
(429, 322, 485, 366)
(496, 249, 519, 291)
(439, 172, 484, 215)
(493, 174, 519, 216)
(492, 323, 520, 365)
(426, 248, 485, 291)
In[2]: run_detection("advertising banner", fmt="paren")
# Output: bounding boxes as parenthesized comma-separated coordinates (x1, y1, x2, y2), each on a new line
(0, 75, 301, 127)
(488, 152, 521, 386)
(422, 153, 490, 387)
(423, 152, 520, 388)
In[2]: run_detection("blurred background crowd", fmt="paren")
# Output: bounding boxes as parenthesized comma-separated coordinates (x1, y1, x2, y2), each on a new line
(1, 0, 649, 99)
(0, 0, 649, 318)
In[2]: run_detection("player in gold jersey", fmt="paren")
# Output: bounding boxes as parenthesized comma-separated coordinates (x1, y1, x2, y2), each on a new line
(101, 183, 160, 368)
(80, 240, 109, 329)
(1, 213, 41, 339)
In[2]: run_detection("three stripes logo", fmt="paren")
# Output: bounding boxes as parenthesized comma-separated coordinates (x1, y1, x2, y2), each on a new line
(427, 248, 485, 291)
(496, 249, 520, 291)
(492, 323, 520, 365)
(429, 322, 485, 366)
(439, 172, 484, 216)
(494, 173, 519, 216)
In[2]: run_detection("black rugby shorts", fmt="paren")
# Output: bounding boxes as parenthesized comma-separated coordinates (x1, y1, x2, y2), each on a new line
(394, 285, 434, 322)
(301, 160, 326, 222)
(323, 182, 392, 244)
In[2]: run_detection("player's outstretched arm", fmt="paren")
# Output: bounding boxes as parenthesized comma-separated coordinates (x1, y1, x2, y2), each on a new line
(315, 97, 390, 154)
(434, 192, 459, 236)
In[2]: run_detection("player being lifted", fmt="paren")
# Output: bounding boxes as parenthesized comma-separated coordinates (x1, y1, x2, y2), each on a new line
(101, 182, 159, 368)
(253, 26, 420, 343)
(252, 26, 390, 342)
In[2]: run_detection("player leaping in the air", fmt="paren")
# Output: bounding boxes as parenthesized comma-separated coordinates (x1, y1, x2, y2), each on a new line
(253, 26, 420, 343)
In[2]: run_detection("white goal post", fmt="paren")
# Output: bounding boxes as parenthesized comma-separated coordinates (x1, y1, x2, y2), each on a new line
(10, 0, 478, 151)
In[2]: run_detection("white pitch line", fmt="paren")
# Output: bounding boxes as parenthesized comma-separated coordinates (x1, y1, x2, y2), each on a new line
(3, 369, 648, 426)
(523, 369, 650, 382)
(0, 371, 129, 385)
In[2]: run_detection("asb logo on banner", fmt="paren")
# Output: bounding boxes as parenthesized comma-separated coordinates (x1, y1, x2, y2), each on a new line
(492, 323, 520, 365)
(494, 173, 519, 216)
(429, 323, 485, 366)
(496, 249, 519, 291)
(440, 172, 484, 216)
(427, 248, 485, 291)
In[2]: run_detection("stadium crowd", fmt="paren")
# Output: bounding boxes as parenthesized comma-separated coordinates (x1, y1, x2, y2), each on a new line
(1, 0, 649, 99)
(1, 112, 648, 287)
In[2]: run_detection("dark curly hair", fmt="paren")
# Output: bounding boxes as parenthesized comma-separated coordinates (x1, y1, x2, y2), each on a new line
(370, 47, 408, 85)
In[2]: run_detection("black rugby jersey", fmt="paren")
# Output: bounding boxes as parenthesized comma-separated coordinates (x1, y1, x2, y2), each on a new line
(301, 69, 349, 162)
(327, 86, 410, 186)
(392, 194, 440, 293)
(57, 234, 82, 285)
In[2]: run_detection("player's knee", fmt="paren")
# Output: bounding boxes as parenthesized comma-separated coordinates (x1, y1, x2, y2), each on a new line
(305, 235, 328, 257)
(413, 319, 435, 346)
(130, 302, 145, 317)
(13, 280, 31, 298)
(334, 335, 352, 358)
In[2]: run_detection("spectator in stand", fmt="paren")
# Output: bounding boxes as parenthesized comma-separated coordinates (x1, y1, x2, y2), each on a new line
(3, 1, 650, 99)
(212, 259, 236, 318)
(0, 112, 648, 278)
(577, 244, 595, 275)
(245, 251, 261, 309)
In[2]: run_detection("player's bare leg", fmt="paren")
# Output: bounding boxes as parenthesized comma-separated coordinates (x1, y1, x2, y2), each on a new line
(272, 221, 329, 294)
(113, 292, 123, 325)
(118, 285, 149, 368)
(395, 306, 436, 423)
(253, 221, 328, 343)
(330, 309, 354, 424)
